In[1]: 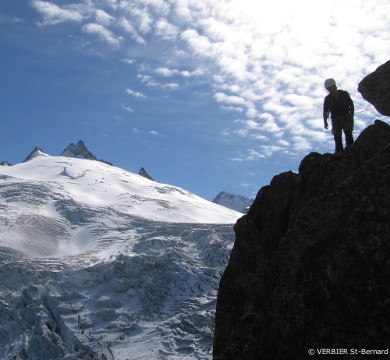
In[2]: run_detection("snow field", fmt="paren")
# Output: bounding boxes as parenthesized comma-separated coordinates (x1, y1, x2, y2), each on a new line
(0, 155, 241, 359)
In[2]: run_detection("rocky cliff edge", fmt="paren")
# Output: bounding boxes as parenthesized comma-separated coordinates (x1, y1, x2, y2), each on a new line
(214, 63, 390, 359)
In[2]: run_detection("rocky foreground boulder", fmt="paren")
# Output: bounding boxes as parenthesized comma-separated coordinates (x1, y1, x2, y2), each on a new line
(358, 60, 390, 116)
(214, 61, 390, 359)
(213, 119, 390, 359)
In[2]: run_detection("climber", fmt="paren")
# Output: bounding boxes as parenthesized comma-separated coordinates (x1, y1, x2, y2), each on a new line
(323, 78, 355, 153)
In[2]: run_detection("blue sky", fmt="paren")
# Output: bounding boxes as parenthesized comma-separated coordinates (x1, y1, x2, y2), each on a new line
(1, 0, 389, 201)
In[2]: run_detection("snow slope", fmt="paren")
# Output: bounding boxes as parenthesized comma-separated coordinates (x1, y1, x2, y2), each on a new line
(1, 154, 240, 225)
(0, 154, 242, 359)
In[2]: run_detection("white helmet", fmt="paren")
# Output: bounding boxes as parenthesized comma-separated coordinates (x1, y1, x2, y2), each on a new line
(324, 78, 336, 89)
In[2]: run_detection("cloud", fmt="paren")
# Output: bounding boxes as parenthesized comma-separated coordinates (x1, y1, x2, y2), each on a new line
(137, 74, 179, 90)
(95, 9, 114, 26)
(292, 136, 312, 152)
(154, 67, 204, 78)
(31, 0, 84, 25)
(246, 149, 266, 160)
(0, 13, 23, 23)
(133, 128, 160, 136)
(122, 5, 153, 34)
(181, 29, 213, 56)
(119, 18, 146, 45)
(221, 106, 243, 113)
(214, 92, 248, 107)
(155, 19, 178, 40)
(121, 58, 136, 65)
(29, 0, 390, 160)
(126, 88, 147, 98)
(122, 106, 134, 113)
(82, 23, 122, 45)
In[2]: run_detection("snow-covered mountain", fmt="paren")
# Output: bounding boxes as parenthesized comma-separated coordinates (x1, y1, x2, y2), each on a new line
(213, 191, 253, 213)
(0, 152, 242, 359)
(23, 146, 49, 162)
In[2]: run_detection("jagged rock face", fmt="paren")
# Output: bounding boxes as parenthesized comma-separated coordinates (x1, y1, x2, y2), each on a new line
(358, 60, 390, 116)
(60, 140, 97, 160)
(0, 161, 12, 166)
(60, 140, 113, 165)
(139, 167, 154, 181)
(213, 120, 390, 359)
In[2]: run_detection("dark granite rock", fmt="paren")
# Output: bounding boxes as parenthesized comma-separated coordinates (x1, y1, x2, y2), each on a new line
(358, 60, 390, 116)
(213, 120, 390, 359)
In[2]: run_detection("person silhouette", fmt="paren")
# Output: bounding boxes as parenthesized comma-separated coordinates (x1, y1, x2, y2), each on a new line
(323, 78, 354, 153)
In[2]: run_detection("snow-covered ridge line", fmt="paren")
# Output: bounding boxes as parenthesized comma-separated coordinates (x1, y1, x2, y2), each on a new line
(213, 191, 253, 213)
(0, 154, 242, 224)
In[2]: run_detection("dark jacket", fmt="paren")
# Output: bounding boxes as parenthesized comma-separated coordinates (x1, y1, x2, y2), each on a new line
(323, 90, 354, 119)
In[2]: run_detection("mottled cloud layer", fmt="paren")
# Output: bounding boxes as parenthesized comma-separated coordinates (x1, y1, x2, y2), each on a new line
(31, 0, 390, 158)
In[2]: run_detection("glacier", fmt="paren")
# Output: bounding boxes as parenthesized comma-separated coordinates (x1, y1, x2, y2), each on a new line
(0, 154, 242, 359)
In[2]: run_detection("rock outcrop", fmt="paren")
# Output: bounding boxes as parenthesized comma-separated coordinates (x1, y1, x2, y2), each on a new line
(60, 140, 113, 166)
(60, 140, 97, 160)
(358, 60, 390, 116)
(0, 161, 12, 166)
(213, 119, 390, 359)
(214, 63, 390, 359)
(139, 167, 154, 181)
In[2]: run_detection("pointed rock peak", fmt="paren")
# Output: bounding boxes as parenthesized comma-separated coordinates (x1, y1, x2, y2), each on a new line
(23, 147, 49, 162)
(60, 140, 97, 160)
(139, 167, 154, 181)
(0, 161, 12, 166)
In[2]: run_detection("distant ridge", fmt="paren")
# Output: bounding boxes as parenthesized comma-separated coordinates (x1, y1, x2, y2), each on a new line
(213, 191, 253, 213)
(0, 161, 12, 166)
(60, 140, 113, 166)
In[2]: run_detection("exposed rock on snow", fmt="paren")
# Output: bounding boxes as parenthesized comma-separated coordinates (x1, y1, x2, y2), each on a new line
(0, 161, 12, 166)
(60, 140, 113, 166)
(213, 120, 390, 359)
(139, 167, 154, 181)
(60, 140, 97, 160)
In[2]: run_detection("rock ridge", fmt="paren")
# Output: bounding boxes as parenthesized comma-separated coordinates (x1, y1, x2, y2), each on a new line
(213, 120, 390, 359)
(358, 60, 390, 116)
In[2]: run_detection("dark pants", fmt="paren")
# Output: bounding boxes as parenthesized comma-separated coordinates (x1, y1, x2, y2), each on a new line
(332, 115, 354, 152)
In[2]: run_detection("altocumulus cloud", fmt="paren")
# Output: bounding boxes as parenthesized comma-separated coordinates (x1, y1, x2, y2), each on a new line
(126, 88, 147, 99)
(31, 0, 85, 25)
(31, 0, 390, 159)
(82, 23, 122, 45)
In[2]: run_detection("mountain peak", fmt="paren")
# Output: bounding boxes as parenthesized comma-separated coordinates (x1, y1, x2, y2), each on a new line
(139, 167, 154, 181)
(23, 147, 48, 162)
(213, 191, 253, 213)
(0, 160, 12, 166)
(59, 140, 113, 166)
(60, 140, 97, 160)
